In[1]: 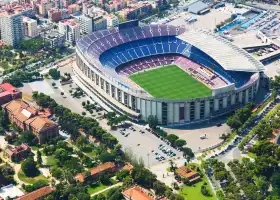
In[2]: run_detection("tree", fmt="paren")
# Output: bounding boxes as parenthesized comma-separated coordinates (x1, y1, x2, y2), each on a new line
(116, 169, 130, 181)
(153, 181, 166, 195)
(181, 147, 194, 163)
(52, 82, 56, 87)
(99, 152, 116, 163)
(49, 69, 60, 80)
(19, 131, 37, 145)
(226, 115, 242, 129)
(175, 139, 186, 147)
(271, 75, 280, 91)
(271, 173, 280, 195)
(50, 166, 63, 179)
(148, 115, 158, 129)
(256, 176, 269, 196)
(76, 136, 88, 148)
(169, 160, 175, 171)
(21, 158, 38, 177)
(166, 134, 179, 146)
(99, 173, 111, 185)
(37, 150, 42, 166)
(131, 167, 157, 188)
(61, 92, 64, 96)
(201, 185, 211, 196)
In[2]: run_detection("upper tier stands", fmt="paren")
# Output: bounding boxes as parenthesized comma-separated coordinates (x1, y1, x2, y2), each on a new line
(76, 25, 256, 89)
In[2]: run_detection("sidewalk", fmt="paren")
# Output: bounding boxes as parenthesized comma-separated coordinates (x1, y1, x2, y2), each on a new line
(90, 182, 123, 197)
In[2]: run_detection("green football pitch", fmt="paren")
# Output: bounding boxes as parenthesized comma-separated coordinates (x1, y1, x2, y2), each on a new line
(129, 65, 212, 100)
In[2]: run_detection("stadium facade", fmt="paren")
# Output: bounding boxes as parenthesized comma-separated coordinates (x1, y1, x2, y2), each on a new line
(74, 24, 264, 125)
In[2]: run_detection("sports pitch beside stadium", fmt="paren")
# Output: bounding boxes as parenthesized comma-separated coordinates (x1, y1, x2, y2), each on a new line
(129, 65, 212, 100)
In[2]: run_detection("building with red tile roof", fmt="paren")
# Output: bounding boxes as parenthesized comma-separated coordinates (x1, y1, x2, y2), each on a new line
(5, 144, 31, 162)
(2, 100, 59, 144)
(16, 186, 55, 200)
(75, 162, 116, 183)
(122, 186, 167, 200)
(0, 83, 22, 106)
(175, 166, 200, 183)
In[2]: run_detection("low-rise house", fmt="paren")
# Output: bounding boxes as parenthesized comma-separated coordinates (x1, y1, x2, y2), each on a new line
(2, 100, 59, 144)
(122, 186, 167, 200)
(175, 165, 200, 184)
(0, 83, 22, 106)
(122, 163, 133, 172)
(0, 184, 24, 200)
(16, 186, 55, 200)
(5, 144, 31, 162)
(75, 162, 116, 183)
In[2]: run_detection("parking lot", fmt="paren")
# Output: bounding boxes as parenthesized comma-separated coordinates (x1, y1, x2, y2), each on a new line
(110, 123, 183, 167)
(167, 4, 248, 31)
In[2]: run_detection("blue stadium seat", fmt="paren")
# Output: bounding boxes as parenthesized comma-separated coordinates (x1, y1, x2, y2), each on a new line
(128, 49, 138, 59)
(155, 43, 164, 53)
(134, 47, 144, 57)
(148, 44, 157, 55)
(163, 43, 170, 53)
(141, 46, 150, 56)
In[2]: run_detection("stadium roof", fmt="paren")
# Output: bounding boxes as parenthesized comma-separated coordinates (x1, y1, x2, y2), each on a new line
(187, 1, 209, 14)
(177, 28, 265, 72)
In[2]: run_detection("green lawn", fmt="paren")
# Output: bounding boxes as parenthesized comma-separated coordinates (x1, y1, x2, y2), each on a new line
(18, 169, 49, 184)
(30, 146, 40, 151)
(44, 156, 58, 166)
(129, 65, 212, 99)
(87, 183, 109, 195)
(179, 175, 215, 200)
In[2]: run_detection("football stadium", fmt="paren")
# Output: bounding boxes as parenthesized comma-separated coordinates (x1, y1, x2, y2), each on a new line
(74, 22, 264, 125)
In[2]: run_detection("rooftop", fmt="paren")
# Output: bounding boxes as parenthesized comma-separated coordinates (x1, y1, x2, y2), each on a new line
(0, 184, 24, 199)
(3, 100, 57, 132)
(75, 162, 115, 182)
(122, 186, 154, 200)
(175, 165, 200, 181)
(60, 19, 80, 27)
(0, 83, 21, 97)
(177, 28, 265, 72)
(5, 144, 30, 156)
(187, 0, 209, 14)
(16, 186, 55, 200)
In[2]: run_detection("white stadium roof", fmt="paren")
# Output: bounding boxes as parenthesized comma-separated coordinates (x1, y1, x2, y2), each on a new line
(177, 28, 265, 72)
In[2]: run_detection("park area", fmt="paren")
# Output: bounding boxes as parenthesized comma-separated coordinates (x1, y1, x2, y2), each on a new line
(129, 65, 212, 99)
(179, 176, 216, 200)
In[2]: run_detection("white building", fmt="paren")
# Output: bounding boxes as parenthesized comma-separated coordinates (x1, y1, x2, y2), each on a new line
(76, 14, 93, 34)
(59, 19, 80, 45)
(23, 16, 37, 38)
(0, 184, 24, 199)
(105, 14, 119, 28)
(0, 11, 24, 47)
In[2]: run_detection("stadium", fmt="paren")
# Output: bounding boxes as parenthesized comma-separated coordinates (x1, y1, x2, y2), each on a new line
(74, 22, 264, 125)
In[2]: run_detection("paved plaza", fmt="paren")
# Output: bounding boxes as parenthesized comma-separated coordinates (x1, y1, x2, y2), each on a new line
(164, 120, 230, 153)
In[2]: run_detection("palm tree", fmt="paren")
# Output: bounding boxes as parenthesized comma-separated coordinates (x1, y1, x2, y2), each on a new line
(169, 160, 175, 172)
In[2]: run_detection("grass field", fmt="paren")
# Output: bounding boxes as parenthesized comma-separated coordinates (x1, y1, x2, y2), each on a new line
(18, 169, 49, 184)
(129, 65, 212, 99)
